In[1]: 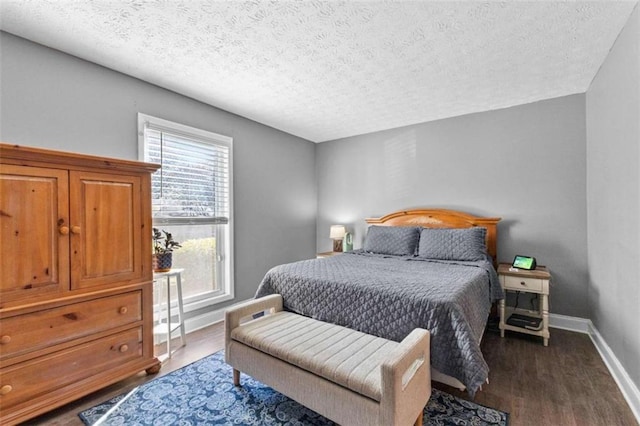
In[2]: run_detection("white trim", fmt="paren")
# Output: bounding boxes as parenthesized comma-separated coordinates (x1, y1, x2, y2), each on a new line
(183, 298, 252, 334)
(548, 313, 640, 423)
(137, 112, 235, 309)
(549, 313, 591, 333)
(588, 322, 640, 423)
(137, 113, 233, 148)
(154, 291, 235, 317)
(183, 292, 234, 314)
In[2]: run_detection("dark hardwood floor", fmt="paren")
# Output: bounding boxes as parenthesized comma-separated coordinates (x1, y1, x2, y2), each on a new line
(27, 323, 637, 426)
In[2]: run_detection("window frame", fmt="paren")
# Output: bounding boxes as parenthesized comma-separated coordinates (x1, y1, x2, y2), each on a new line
(137, 113, 234, 310)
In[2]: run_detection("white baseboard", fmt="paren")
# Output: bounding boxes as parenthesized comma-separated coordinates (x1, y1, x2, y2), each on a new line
(549, 313, 591, 333)
(588, 322, 640, 423)
(549, 313, 640, 423)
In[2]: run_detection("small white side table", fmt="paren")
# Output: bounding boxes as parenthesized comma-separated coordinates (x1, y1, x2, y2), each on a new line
(498, 263, 551, 346)
(153, 268, 187, 359)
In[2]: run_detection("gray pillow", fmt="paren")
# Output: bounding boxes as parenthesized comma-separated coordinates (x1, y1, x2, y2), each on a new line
(363, 226, 421, 256)
(417, 227, 487, 261)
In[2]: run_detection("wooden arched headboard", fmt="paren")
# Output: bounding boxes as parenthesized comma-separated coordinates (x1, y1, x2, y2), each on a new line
(365, 209, 501, 264)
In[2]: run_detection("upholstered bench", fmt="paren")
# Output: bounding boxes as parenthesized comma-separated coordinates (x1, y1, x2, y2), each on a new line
(225, 294, 431, 426)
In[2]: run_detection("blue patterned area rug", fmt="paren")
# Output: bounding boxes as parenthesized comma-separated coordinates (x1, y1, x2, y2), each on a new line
(79, 351, 508, 426)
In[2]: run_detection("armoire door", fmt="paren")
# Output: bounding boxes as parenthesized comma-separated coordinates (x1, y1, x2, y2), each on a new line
(0, 165, 70, 303)
(69, 171, 143, 290)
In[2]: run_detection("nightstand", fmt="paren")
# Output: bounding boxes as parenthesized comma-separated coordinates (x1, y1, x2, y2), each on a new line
(316, 251, 340, 258)
(498, 263, 551, 346)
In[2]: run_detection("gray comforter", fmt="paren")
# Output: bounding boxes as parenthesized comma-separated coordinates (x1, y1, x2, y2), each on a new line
(255, 250, 503, 396)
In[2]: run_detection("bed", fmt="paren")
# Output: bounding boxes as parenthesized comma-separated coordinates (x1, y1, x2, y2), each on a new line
(255, 209, 502, 396)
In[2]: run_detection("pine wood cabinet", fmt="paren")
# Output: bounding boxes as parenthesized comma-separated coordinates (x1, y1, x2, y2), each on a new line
(0, 143, 160, 425)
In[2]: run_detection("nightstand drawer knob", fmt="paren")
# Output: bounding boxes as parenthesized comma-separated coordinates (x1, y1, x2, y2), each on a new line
(119, 344, 129, 353)
(0, 335, 11, 344)
(0, 385, 12, 395)
(520, 281, 526, 286)
(119, 306, 128, 314)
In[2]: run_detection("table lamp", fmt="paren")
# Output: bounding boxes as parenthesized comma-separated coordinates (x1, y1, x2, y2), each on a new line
(329, 225, 346, 252)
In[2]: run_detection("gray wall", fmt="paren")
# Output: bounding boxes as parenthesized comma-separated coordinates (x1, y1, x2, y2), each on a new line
(586, 5, 639, 391)
(317, 94, 588, 318)
(0, 32, 318, 311)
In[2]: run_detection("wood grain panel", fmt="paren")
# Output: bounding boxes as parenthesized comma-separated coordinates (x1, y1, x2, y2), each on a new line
(0, 291, 142, 362)
(70, 172, 142, 290)
(0, 165, 69, 303)
(0, 327, 142, 410)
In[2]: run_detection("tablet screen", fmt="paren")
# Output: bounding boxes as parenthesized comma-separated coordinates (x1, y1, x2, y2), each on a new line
(513, 255, 536, 270)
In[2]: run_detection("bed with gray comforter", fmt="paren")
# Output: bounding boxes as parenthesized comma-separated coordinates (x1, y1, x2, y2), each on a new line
(255, 250, 502, 396)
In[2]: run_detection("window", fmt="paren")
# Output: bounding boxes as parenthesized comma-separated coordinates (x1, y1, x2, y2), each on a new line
(138, 113, 233, 309)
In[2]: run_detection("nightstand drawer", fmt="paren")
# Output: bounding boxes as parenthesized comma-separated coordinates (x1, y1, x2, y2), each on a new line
(503, 275, 543, 292)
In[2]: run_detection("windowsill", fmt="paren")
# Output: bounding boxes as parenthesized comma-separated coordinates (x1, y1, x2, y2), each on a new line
(154, 291, 234, 319)
(183, 292, 234, 314)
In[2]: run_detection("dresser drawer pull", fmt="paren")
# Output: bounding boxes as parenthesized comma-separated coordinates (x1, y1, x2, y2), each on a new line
(0, 385, 12, 395)
(119, 344, 129, 353)
(119, 306, 128, 314)
(520, 281, 526, 286)
(0, 335, 11, 344)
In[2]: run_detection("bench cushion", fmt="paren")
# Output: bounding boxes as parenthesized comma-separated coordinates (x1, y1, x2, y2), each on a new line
(231, 312, 399, 401)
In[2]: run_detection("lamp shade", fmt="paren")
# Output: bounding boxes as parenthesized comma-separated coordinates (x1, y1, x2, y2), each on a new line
(329, 225, 346, 239)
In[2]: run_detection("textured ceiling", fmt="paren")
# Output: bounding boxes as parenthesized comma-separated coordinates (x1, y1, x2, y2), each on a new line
(0, 1, 637, 142)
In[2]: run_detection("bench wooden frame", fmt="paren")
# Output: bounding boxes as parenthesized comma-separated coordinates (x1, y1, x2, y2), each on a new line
(225, 295, 431, 426)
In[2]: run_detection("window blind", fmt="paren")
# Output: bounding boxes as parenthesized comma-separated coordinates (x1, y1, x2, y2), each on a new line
(144, 125, 230, 224)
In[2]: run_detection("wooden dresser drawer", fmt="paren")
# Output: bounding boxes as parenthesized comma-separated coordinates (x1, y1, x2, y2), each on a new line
(503, 275, 543, 292)
(0, 291, 141, 361)
(0, 327, 142, 410)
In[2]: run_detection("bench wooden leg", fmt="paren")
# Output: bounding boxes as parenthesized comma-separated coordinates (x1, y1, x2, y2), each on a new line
(414, 410, 423, 426)
(233, 369, 240, 386)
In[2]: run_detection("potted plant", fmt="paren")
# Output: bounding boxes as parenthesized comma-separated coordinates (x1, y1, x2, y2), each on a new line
(152, 228, 182, 272)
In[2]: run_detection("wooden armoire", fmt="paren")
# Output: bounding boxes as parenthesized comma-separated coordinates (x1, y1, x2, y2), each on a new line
(0, 143, 161, 424)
